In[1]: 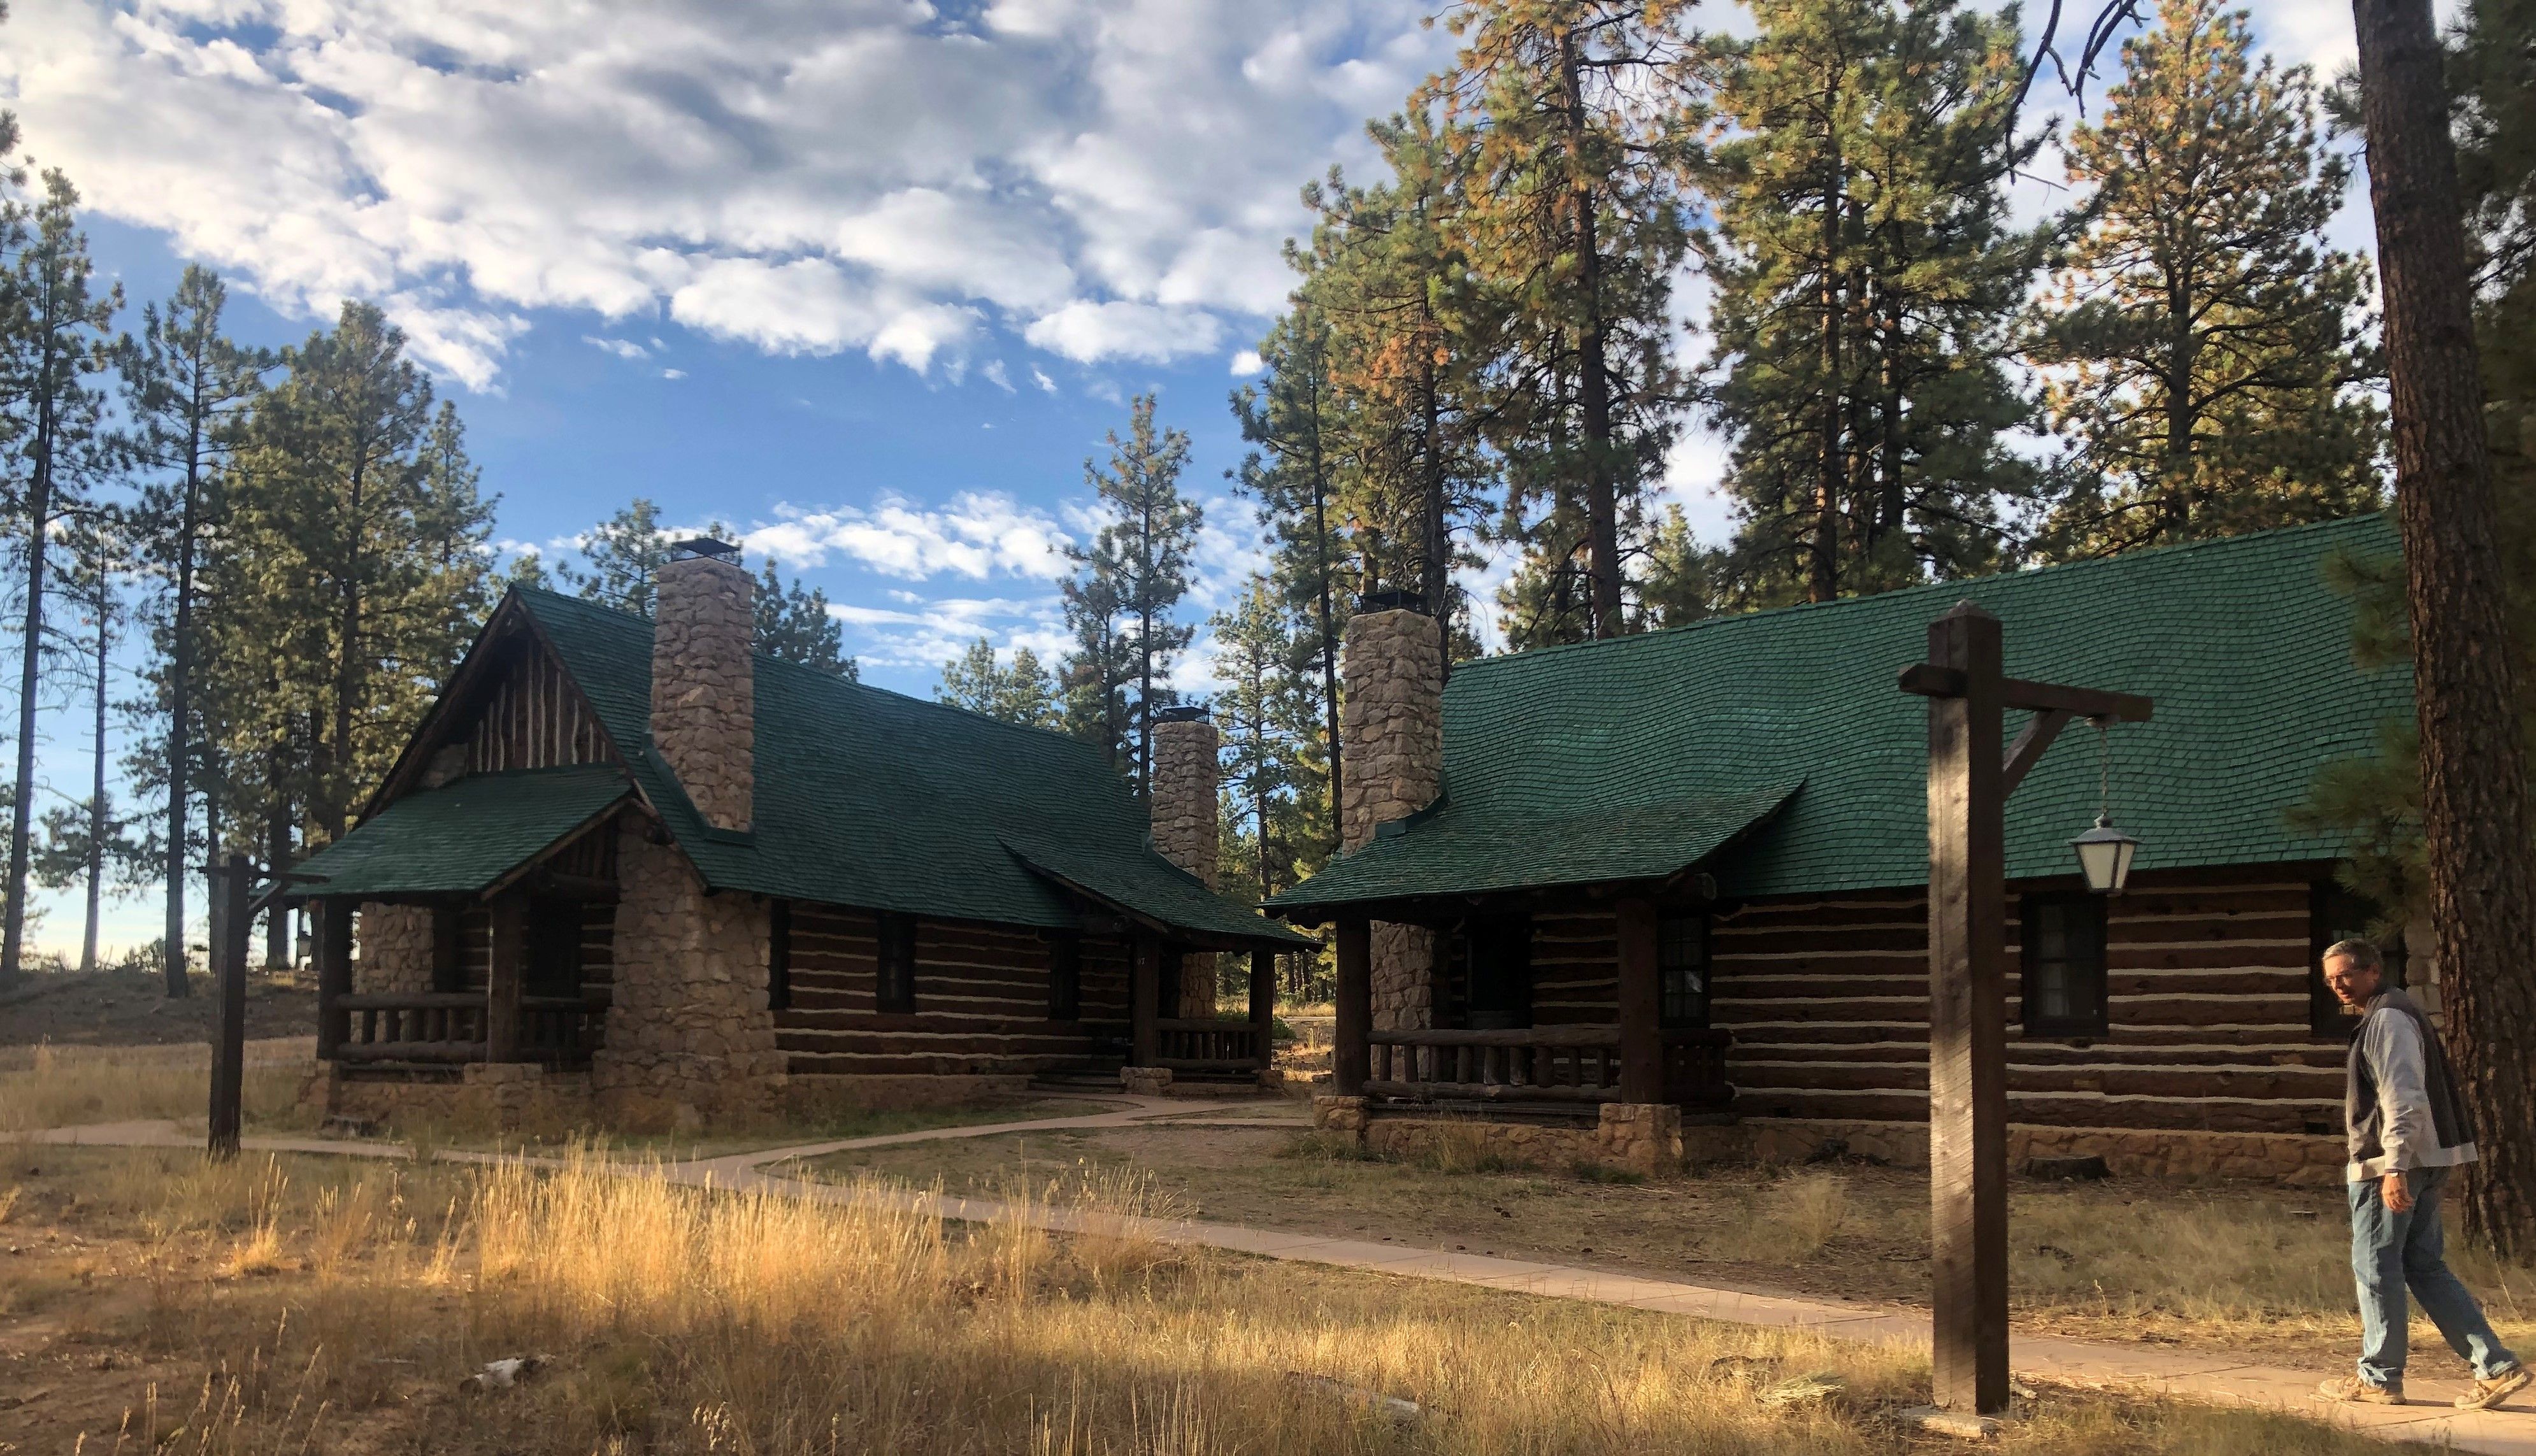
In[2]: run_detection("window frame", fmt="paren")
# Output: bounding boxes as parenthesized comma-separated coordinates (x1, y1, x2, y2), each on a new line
(1658, 913, 1712, 1029)
(876, 912, 917, 1014)
(2018, 892, 2109, 1039)
(1047, 932, 1082, 1022)
(767, 899, 792, 1012)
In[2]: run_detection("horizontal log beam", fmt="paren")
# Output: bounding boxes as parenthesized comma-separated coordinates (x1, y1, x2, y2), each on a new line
(1897, 663, 2153, 723)
(338, 992, 485, 1011)
(1365, 1079, 1617, 1103)
(1370, 1025, 1621, 1048)
(333, 1041, 487, 1064)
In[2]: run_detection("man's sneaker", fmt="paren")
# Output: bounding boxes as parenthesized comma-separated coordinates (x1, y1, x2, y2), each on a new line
(2455, 1364, 2532, 1411)
(2315, 1374, 2405, 1405)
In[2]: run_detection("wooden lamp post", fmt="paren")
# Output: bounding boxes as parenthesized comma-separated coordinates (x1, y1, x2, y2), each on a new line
(1899, 602, 2151, 1414)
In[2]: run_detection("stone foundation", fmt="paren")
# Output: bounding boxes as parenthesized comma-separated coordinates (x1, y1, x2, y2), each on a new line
(590, 822, 788, 1131)
(355, 903, 433, 993)
(304, 1062, 593, 1138)
(1735, 1117, 2345, 1185)
(1310, 1094, 1368, 1140)
(1120, 1066, 1175, 1096)
(1595, 1103, 1684, 1174)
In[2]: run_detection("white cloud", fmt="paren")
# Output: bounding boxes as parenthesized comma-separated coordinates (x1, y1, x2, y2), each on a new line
(982, 359, 1014, 392)
(661, 368, 687, 380)
(1024, 299, 1224, 364)
(1031, 367, 1058, 394)
(741, 492, 1071, 582)
(585, 335, 649, 360)
(1229, 348, 1264, 376)
(10, 0, 1453, 386)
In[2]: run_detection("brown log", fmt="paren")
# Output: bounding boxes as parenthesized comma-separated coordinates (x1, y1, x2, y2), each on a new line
(1334, 918, 1372, 1096)
(1363, 1079, 1616, 1103)
(333, 1041, 489, 1065)
(313, 897, 353, 1062)
(1369, 1025, 1621, 1048)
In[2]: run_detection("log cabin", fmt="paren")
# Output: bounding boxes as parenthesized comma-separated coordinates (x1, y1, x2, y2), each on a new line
(290, 539, 1306, 1131)
(1268, 513, 2414, 1181)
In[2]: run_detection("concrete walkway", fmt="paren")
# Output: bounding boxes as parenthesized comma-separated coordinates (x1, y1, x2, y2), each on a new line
(28, 1100, 2536, 1453)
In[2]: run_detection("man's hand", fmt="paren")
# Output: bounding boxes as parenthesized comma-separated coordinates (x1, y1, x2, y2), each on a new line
(2382, 1172, 2414, 1213)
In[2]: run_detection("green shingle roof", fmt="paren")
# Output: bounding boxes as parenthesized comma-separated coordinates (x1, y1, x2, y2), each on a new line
(292, 764, 631, 897)
(513, 589, 1306, 946)
(1270, 513, 2407, 915)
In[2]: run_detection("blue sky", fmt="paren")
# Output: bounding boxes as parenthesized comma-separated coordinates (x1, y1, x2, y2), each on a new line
(7, 0, 2381, 958)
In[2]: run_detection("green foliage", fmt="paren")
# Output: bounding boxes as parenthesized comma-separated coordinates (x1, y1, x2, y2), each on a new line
(2029, 0, 2385, 559)
(936, 636, 1060, 729)
(199, 300, 499, 849)
(1061, 395, 1201, 795)
(556, 496, 670, 615)
(752, 559, 856, 679)
(1695, 0, 2046, 605)
(1209, 576, 1328, 902)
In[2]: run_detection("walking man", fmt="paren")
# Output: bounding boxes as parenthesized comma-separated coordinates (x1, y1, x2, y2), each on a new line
(2314, 938, 2528, 1410)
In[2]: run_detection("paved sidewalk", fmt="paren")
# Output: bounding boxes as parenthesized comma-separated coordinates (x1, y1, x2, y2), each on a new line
(25, 1104, 2536, 1453)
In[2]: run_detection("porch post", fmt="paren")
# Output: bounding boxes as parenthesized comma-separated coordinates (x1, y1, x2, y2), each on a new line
(1924, 603, 2009, 1414)
(1249, 946, 1276, 1074)
(1130, 929, 1161, 1066)
(1333, 917, 1372, 1096)
(313, 897, 354, 1062)
(487, 889, 530, 1062)
(1615, 897, 1663, 1103)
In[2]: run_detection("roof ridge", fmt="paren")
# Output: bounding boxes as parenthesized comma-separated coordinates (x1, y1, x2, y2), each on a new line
(1456, 510, 2391, 679)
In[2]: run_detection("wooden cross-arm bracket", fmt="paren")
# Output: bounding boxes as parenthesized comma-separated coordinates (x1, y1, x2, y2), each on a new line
(1896, 663, 2154, 724)
(2002, 709, 2072, 795)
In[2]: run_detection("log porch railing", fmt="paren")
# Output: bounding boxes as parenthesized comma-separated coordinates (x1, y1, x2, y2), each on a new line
(1363, 1025, 1734, 1109)
(329, 990, 608, 1068)
(1152, 1017, 1265, 1071)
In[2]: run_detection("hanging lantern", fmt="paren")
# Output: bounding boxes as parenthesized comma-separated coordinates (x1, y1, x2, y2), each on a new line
(2071, 718, 2140, 893)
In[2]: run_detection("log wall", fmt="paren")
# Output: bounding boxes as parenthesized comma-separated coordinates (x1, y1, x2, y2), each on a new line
(772, 902, 1131, 1076)
(1432, 868, 2344, 1136)
(461, 634, 612, 774)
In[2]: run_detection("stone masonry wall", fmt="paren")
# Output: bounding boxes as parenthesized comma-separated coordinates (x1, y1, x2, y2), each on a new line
(1150, 716, 1222, 1017)
(355, 903, 433, 994)
(651, 553, 756, 832)
(1341, 609, 1444, 1031)
(591, 820, 787, 1129)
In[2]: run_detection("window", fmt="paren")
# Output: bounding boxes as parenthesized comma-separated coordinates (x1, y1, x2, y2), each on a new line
(525, 897, 585, 998)
(1461, 913, 1532, 1030)
(1659, 914, 1711, 1028)
(767, 900, 792, 1012)
(1047, 933, 1082, 1021)
(877, 913, 917, 1013)
(2311, 881, 2404, 1037)
(2019, 893, 2108, 1038)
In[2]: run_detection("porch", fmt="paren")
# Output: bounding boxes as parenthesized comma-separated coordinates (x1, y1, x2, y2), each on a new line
(1128, 941, 1281, 1082)
(1317, 896, 1738, 1121)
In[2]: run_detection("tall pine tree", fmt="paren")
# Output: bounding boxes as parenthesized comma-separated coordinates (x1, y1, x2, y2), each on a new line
(0, 171, 120, 983)
(1064, 395, 1201, 796)
(2031, 0, 2384, 558)
(119, 266, 271, 992)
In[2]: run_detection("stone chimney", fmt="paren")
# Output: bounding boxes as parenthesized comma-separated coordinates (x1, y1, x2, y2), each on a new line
(1149, 706, 1221, 889)
(651, 539, 755, 833)
(1341, 596, 1445, 1030)
(1150, 706, 1222, 1018)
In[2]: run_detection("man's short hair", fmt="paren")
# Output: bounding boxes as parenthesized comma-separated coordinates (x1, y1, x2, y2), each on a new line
(2325, 938, 2385, 974)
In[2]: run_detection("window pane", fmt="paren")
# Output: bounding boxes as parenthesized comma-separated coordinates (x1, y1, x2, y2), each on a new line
(1658, 914, 1709, 1027)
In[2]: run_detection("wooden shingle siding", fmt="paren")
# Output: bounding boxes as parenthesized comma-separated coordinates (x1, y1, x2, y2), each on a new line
(464, 637, 610, 774)
(773, 901, 1129, 1075)
(1711, 873, 2339, 1134)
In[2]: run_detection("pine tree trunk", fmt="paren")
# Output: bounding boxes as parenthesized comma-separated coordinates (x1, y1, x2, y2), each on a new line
(1308, 345, 1343, 857)
(2354, 0, 2536, 1255)
(3, 305, 61, 987)
(1560, 25, 1626, 638)
(162, 405, 204, 997)
(1812, 78, 1845, 604)
(1419, 322, 1450, 631)
(83, 603, 107, 976)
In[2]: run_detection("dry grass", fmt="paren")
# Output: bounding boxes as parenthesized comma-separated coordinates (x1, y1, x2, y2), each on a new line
(0, 1039, 311, 1136)
(0, 1142, 2398, 1455)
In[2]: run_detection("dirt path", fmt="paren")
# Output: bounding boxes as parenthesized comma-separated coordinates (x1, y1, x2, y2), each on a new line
(23, 1103, 2536, 1455)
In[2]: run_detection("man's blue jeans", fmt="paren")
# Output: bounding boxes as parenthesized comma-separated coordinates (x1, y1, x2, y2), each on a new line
(2351, 1165, 2521, 1387)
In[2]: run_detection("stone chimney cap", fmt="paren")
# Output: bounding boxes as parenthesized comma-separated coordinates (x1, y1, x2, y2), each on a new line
(1154, 705, 1211, 724)
(671, 537, 741, 563)
(1358, 587, 1428, 615)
